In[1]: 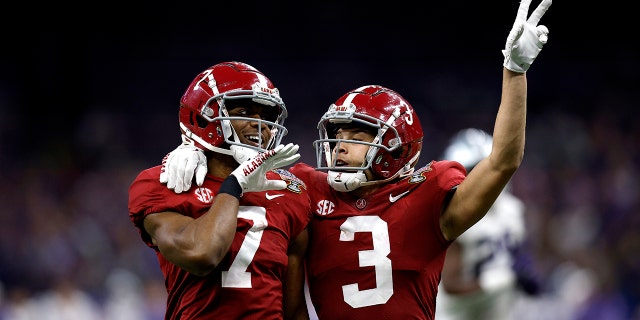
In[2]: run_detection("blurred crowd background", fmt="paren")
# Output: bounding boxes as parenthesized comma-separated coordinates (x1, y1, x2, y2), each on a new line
(0, 1, 637, 319)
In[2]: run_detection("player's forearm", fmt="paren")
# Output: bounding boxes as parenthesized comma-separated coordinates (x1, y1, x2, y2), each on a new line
(493, 0, 550, 173)
(193, 194, 239, 272)
(489, 68, 526, 174)
(165, 194, 239, 276)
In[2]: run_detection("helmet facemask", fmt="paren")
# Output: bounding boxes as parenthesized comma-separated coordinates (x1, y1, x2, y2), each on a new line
(314, 102, 406, 192)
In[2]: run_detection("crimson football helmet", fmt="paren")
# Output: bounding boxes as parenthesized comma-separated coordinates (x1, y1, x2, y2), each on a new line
(314, 85, 423, 192)
(179, 61, 288, 163)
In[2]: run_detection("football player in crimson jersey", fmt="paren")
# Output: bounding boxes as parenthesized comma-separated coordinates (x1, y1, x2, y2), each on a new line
(159, 1, 552, 319)
(128, 61, 312, 320)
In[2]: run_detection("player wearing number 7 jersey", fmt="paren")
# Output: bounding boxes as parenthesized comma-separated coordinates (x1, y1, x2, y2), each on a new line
(128, 62, 312, 320)
(158, 1, 552, 318)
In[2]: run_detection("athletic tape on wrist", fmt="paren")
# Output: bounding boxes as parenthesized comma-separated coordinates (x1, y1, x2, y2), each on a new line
(218, 175, 242, 199)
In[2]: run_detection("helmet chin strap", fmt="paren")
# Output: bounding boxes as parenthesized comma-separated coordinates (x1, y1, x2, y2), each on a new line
(181, 123, 227, 154)
(180, 122, 258, 164)
(326, 107, 407, 193)
(326, 169, 399, 192)
(327, 152, 420, 192)
(230, 145, 259, 164)
(226, 119, 262, 164)
(327, 170, 367, 192)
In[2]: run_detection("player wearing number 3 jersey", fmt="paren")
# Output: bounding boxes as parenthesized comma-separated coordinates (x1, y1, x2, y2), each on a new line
(291, 160, 464, 318)
(158, 1, 552, 319)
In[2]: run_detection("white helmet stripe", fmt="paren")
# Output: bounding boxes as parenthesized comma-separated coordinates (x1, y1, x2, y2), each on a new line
(255, 72, 270, 88)
(340, 93, 355, 107)
(338, 85, 371, 107)
(208, 71, 220, 96)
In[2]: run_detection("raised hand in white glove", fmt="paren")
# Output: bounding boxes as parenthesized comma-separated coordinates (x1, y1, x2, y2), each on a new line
(230, 143, 300, 195)
(502, 0, 552, 73)
(159, 138, 207, 194)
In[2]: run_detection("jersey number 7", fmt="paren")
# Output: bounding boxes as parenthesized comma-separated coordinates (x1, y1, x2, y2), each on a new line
(221, 206, 267, 288)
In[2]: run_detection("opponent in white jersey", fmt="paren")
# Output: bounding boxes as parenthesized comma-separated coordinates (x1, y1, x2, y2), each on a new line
(435, 128, 537, 320)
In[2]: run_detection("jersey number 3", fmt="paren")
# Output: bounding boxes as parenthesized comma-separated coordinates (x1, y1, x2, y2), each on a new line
(340, 216, 393, 308)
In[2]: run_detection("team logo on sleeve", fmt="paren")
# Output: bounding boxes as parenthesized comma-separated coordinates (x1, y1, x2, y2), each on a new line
(409, 161, 432, 184)
(408, 174, 426, 184)
(286, 181, 303, 194)
(273, 169, 307, 189)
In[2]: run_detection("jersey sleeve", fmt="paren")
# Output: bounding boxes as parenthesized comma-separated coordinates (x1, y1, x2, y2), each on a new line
(413, 160, 466, 206)
(128, 166, 189, 248)
(289, 162, 327, 192)
(414, 160, 467, 245)
(269, 168, 313, 236)
(430, 160, 467, 191)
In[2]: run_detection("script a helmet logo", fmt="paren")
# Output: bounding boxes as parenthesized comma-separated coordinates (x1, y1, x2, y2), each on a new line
(194, 69, 216, 92)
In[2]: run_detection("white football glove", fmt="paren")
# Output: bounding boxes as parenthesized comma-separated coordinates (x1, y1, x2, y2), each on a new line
(159, 139, 207, 194)
(502, 0, 552, 73)
(231, 143, 300, 194)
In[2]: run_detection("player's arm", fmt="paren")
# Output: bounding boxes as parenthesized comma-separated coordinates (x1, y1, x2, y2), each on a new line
(439, 241, 482, 294)
(440, 0, 551, 241)
(283, 229, 310, 320)
(143, 193, 240, 276)
(442, 69, 526, 240)
(146, 143, 301, 276)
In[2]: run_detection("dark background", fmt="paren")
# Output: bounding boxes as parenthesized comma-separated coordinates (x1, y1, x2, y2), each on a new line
(2, 1, 635, 166)
(1, 1, 638, 318)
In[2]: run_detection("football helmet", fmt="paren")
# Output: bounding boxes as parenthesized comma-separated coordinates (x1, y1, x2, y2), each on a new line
(442, 128, 493, 171)
(314, 85, 423, 192)
(179, 61, 288, 163)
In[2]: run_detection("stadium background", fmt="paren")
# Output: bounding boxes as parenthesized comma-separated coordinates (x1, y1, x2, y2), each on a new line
(1, 1, 637, 318)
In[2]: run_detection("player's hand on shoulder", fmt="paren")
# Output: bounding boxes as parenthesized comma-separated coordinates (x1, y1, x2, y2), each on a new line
(159, 135, 207, 194)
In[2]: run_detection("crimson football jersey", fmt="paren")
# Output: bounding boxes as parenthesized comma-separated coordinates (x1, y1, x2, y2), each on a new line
(128, 166, 311, 320)
(291, 160, 465, 320)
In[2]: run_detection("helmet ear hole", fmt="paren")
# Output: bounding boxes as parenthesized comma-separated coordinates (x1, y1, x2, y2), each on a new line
(390, 146, 404, 159)
(195, 114, 209, 129)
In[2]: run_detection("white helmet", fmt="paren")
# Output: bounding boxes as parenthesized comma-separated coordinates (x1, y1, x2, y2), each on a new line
(442, 128, 492, 171)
